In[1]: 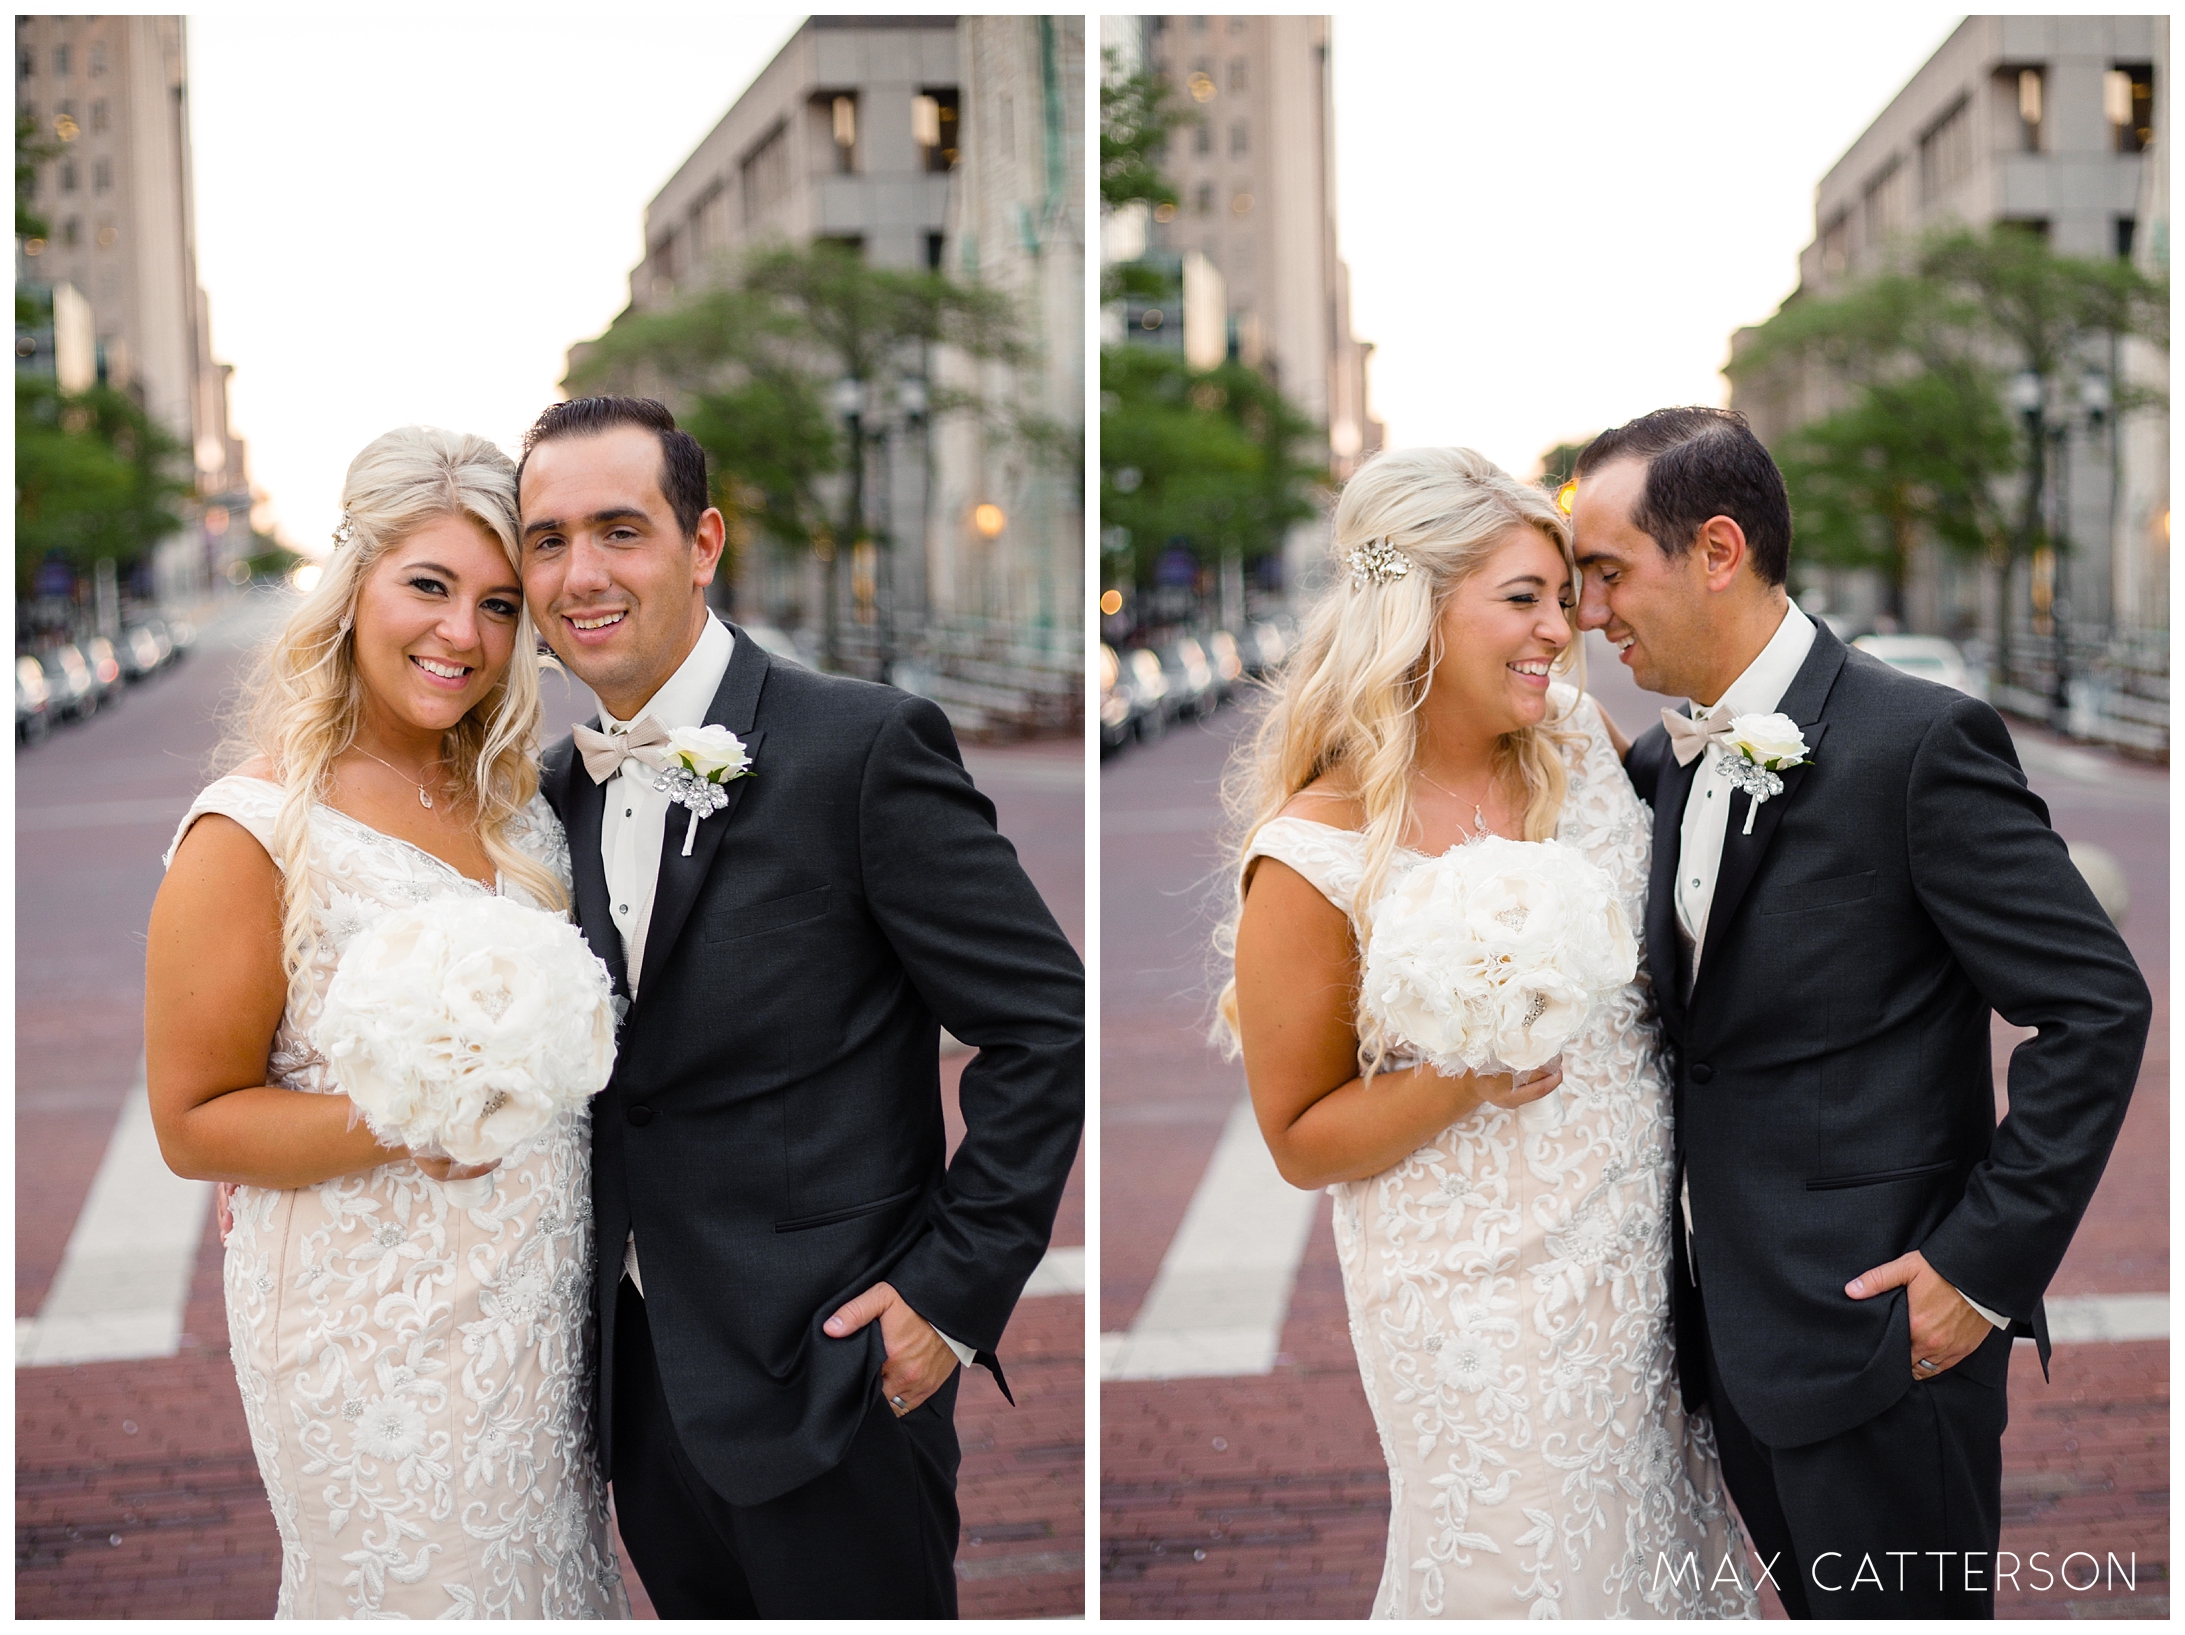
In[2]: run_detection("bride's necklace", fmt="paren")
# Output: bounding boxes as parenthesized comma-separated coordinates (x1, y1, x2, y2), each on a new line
(1417, 769, 1494, 840)
(351, 745, 447, 811)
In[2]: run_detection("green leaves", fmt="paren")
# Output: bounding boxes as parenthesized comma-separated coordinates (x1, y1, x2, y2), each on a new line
(1100, 53, 1191, 213)
(16, 375, 192, 594)
(1100, 346, 1324, 590)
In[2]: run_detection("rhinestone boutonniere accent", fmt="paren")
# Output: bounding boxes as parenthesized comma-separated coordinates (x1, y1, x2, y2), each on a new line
(1719, 712, 1810, 834)
(651, 724, 754, 855)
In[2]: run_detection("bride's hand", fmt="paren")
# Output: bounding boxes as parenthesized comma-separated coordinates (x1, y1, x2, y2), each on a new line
(1474, 1057, 1564, 1111)
(409, 1153, 502, 1184)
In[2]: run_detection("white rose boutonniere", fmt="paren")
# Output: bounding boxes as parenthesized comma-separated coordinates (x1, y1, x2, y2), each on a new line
(1720, 711, 1810, 834)
(653, 723, 754, 855)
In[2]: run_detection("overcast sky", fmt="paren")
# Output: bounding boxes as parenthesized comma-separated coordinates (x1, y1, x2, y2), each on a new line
(1329, 5, 1972, 477)
(187, 10, 803, 553)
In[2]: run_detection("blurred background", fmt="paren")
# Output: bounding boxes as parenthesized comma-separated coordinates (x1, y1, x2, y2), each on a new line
(1099, 12, 2167, 1620)
(15, 14, 1084, 1619)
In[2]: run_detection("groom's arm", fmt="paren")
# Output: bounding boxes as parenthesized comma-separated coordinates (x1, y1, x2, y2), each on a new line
(851, 695, 1086, 1356)
(1900, 696, 2150, 1324)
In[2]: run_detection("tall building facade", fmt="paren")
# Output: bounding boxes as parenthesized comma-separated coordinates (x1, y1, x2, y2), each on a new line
(1120, 14, 1381, 604)
(1730, 15, 2165, 670)
(569, 15, 1082, 733)
(15, 14, 250, 604)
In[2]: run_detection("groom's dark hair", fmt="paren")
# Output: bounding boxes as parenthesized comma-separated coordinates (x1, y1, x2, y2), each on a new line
(517, 396, 711, 541)
(1575, 406, 1791, 586)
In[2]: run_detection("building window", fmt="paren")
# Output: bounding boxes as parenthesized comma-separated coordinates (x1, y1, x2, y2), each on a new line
(914, 88, 960, 172)
(63, 216, 80, 247)
(1860, 156, 1905, 248)
(90, 97, 107, 133)
(59, 159, 76, 193)
(1192, 119, 1211, 156)
(1195, 180, 1214, 215)
(88, 41, 104, 76)
(925, 231, 944, 270)
(1190, 14, 1207, 32)
(1230, 120, 1248, 157)
(739, 119, 789, 224)
(1819, 208, 1851, 276)
(2116, 216, 2137, 259)
(19, 48, 33, 80)
(92, 156, 109, 192)
(828, 94, 857, 173)
(2003, 66, 2044, 152)
(1229, 56, 1249, 92)
(53, 44, 69, 77)
(2107, 65, 2155, 153)
(1918, 95, 1971, 202)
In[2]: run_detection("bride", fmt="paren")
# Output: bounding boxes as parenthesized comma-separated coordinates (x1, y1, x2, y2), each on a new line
(144, 427, 628, 1618)
(1222, 447, 1754, 1618)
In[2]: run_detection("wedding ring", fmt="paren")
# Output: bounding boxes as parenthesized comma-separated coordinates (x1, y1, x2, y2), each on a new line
(890, 1394, 908, 1411)
(1916, 1358, 1938, 1372)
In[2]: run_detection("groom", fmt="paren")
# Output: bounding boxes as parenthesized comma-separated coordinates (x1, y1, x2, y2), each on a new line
(516, 396, 1084, 1617)
(1571, 407, 2148, 1618)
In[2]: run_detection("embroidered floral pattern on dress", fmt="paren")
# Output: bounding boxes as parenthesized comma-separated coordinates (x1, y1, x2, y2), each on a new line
(1245, 688, 1755, 1620)
(170, 776, 626, 1619)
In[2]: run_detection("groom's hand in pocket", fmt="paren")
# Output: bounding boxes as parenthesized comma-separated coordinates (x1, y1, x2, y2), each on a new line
(1843, 1249, 1992, 1378)
(824, 1280, 960, 1414)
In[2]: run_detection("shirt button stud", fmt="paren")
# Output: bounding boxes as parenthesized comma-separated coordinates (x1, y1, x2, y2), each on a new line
(617, 903, 628, 914)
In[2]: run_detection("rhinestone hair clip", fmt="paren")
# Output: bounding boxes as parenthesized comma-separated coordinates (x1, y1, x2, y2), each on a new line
(331, 510, 358, 549)
(1346, 536, 1411, 589)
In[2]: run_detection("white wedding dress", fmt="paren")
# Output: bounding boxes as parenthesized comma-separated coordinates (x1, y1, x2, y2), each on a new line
(1244, 688, 1755, 1619)
(166, 776, 627, 1620)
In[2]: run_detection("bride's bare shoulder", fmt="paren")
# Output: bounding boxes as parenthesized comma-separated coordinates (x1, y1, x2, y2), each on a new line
(1273, 778, 1365, 834)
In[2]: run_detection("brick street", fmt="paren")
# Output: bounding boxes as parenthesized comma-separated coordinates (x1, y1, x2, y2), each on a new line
(15, 591, 1086, 1620)
(1100, 633, 2166, 1619)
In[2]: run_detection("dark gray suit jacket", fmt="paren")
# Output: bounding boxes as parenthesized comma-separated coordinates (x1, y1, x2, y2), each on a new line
(1625, 620, 2148, 1448)
(542, 627, 1084, 1506)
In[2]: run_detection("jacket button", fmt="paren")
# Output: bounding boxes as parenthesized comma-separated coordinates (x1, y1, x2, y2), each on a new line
(626, 1105, 654, 1127)
(1690, 1063, 1714, 1085)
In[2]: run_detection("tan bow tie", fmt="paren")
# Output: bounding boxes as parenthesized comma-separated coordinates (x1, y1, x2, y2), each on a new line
(1663, 704, 1735, 768)
(573, 716, 672, 784)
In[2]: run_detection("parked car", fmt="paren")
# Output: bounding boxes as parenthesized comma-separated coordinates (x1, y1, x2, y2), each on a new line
(37, 644, 99, 722)
(1099, 644, 1134, 754)
(1159, 636, 1220, 719)
(1852, 634, 1985, 700)
(166, 617, 196, 661)
(1243, 619, 1290, 677)
(1205, 630, 1246, 701)
(17, 655, 52, 746)
(82, 636, 125, 711)
(119, 623, 167, 683)
(1123, 647, 1172, 742)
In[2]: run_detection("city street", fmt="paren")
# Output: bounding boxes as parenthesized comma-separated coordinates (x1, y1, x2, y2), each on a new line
(15, 591, 1086, 1619)
(1100, 633, 2167, 1619)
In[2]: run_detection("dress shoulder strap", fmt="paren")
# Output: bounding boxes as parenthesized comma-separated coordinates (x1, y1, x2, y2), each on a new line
(1243, 814, 1370, 919)
(164, 774, 287, 871)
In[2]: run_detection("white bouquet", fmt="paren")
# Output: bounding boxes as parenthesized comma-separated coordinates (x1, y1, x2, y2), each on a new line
(313, 893, 619, 1203)
(1360, 836, 1636, 1124)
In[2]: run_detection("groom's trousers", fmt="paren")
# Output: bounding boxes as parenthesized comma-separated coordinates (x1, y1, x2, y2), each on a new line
(1697, 1282, 2008, 1619)
(609, 1281, 963, 1618)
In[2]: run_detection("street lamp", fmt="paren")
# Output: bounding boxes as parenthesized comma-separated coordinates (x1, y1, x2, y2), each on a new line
(826, 377, 865, 675)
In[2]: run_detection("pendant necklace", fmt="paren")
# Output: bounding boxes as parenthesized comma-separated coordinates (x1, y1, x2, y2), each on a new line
(352, 746, 445, 810)
(1417, 769, 1492, 840)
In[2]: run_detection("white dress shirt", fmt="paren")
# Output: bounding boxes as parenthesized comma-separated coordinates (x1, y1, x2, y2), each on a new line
(600, 615, 975, 1365)
(1672, 600, 2006, 1333)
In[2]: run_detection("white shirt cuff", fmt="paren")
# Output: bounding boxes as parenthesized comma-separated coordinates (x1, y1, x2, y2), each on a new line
(1961, 1293, 2011, 1330)
(931, 1325, 977, 1368)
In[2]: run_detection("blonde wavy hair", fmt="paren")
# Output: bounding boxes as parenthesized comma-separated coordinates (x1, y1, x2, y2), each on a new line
(1215, 445, 1586, 1076)
(225, 425, 565, 1005)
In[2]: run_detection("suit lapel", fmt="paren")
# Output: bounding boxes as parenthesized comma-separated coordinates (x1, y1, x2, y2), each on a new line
(633, 627, 774, 1005)
(1647, 729, 1699, 1040)
(1695, 623, 1848, 979)
(556, 723, 628, 998)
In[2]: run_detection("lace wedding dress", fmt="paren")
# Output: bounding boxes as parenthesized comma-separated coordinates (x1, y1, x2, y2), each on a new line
(166, 776, 627, 1620)
(1245, 689, 1754, 1619)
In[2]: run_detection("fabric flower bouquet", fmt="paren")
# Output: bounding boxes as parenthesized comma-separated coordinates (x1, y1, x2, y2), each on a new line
(312, 894, 620, 1205)
(1360, 835, 1636, 1128)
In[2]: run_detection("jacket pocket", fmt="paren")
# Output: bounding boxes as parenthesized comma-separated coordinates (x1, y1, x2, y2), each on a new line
(1760, 869, 1877, 915)
(1804, 1158, 1958, 1191)
(702, 885, 830, 943)
(774, 1183, 923, 1233)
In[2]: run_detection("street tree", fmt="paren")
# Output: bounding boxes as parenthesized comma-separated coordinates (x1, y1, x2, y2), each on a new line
(1101, 345, 1323, 602)
(16, 374, 192, 597)
(568, 242, 1025, 673)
